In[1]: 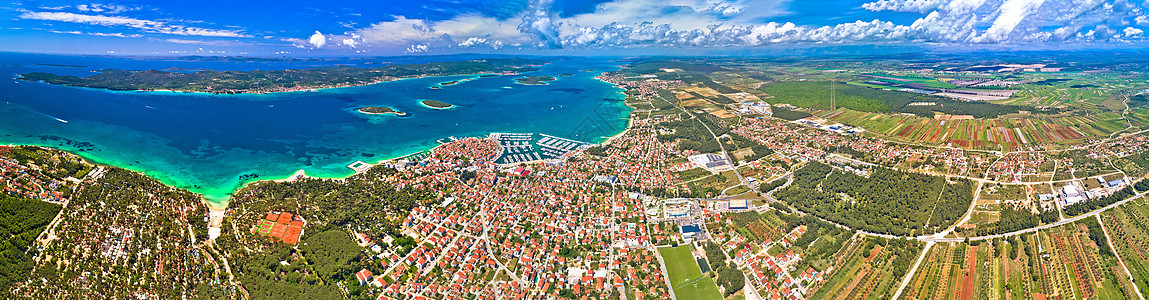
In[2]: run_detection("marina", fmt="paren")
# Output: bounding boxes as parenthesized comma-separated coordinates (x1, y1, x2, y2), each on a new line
(491, 133, 589, 165)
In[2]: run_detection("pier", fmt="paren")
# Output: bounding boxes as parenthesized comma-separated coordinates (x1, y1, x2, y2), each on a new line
(491, 132, 589, 165)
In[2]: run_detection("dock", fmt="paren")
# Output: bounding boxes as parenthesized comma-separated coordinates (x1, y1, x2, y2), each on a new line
(491, 132, 589, 165)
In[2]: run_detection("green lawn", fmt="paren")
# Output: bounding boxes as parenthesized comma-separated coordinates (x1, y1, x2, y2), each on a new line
(659, 245, 722, 300)
(675, 276, 723, 300)
(660, 246, 703, 285)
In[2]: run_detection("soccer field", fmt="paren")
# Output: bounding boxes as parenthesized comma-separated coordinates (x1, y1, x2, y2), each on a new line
(658, 245, 722, 300)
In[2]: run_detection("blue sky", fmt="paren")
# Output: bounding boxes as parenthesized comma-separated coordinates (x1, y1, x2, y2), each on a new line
(2, 0, 1147, 56)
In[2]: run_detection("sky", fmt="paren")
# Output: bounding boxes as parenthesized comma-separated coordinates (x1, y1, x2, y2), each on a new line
(1, 0, 1147, 56)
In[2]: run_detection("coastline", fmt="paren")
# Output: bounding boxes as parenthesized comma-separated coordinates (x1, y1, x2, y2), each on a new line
(357, 107, 408, 116)
(22, 72, 509, 96)
(3, 61, 632, 212)
(418, 100, 456, 110)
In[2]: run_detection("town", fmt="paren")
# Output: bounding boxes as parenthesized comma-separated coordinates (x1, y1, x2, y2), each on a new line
(6, 57, 1149, 300)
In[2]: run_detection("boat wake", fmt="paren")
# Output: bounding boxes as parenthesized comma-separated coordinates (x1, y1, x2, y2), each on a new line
(5, 102, 69, 123)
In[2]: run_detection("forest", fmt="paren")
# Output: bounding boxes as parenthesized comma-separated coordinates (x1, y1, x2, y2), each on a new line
(769, 106, 813, 121)
(774, 162, 974, 236)
(759, 81, 1027, 118)
(657, 117, 723, 153)
(222, 167, 435, 299)
(702, 242, 745, 296)
(964, 205, 1039, 236)
(0, 193, 60, 293)
(235, 230, 368, 299)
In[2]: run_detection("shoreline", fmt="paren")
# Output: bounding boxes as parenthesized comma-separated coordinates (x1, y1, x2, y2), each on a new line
(357, 107, 408, 116)
(418, 100, 456, 110)
(21, 72, 505, 96)
(4, 64, 632, 212)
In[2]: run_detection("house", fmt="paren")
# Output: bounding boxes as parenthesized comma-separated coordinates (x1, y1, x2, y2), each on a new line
(356, 269, 374, 285)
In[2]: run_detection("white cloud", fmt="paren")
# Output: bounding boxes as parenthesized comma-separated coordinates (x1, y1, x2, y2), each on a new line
(456, 37, 505, 48)
(48, 30, 142, 38)
(405, 44, 429, 53)
(972, 0, 1046, 43)
(1125, 26, 1144, 37)
(76, 3, 136, 14)
(862, 0, 946, 12)
(20, 11, 248, 37)
(519, 0, 561, 48)
(164, 38, 244, 46)
(308, 31, 327, 48)
(303, 0, 1148, 52)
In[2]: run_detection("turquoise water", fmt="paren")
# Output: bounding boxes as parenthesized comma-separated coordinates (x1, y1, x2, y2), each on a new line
(0, 54, 631, 207)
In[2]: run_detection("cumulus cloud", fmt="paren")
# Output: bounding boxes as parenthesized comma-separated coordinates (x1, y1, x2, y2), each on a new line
(457, 37, 505, 48)
(20, 11, 248, 37)
(308, 31, 327, 48)
(869, 0, 1146, 44)
(862, 0, 946, 12)
(1126, 26, 1144, 37)
(518, 0, 562, 48)
(405, 44, 429, 53)
(299, 0, 1149, 52)
(972, 0, 1047, 43)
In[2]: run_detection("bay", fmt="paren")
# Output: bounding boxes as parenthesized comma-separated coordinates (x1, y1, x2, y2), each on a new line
(0, 53, 631, 207)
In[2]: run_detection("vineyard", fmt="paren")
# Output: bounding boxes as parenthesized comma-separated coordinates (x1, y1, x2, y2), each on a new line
(1101, 200, 1149, 299)
(811, 237, 921, 300)
(816, 109, 1121, 151)
(901, 217, 1135, 300)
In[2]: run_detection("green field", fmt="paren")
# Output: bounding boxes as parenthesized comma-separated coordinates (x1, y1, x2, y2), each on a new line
(659, 245, 722, 300)
(674, 276, 723, 300)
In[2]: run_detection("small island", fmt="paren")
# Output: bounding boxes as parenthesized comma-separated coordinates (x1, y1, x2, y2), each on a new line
(357, 106, 408, 116)
(514, 76, 557, 85)
(478, 74, 499, 78)
(439, 80, 462, 86)
(420, 100, 454, 109)
(558, 73, 574, 77)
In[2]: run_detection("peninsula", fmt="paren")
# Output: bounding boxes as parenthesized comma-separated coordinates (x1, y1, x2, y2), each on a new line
(17, 58, 546, 94)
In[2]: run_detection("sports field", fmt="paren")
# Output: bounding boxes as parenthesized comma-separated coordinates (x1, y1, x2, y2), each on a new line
(659, 245, 722, 300)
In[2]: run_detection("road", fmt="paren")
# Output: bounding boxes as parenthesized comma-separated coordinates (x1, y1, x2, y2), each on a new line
(921, 189, 1148, 242)
(655, 92, 749, 196)
(1098, 214, 1145, 300)
(890, 241, 933, 300)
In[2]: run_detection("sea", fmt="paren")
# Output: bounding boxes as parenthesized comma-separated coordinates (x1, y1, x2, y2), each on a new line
(0, 52, 632, 207)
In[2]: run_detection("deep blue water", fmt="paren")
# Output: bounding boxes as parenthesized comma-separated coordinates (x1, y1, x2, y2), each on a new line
(0, 53, 631, 206)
